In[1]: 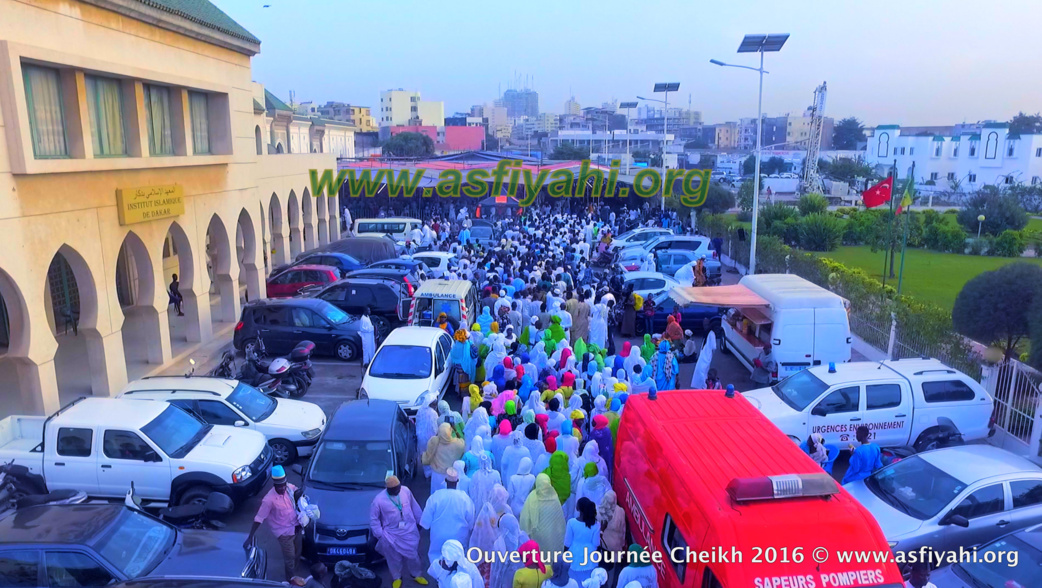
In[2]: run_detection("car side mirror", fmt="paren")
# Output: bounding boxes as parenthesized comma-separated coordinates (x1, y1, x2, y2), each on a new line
(811, 406, 828, 417)
(942, 513, 970, 528)
(144, 450, 161, 463)
(234, 420, 247, 428)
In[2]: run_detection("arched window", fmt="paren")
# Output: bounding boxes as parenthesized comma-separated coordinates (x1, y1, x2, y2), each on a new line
(275, 142, 284, 154)
(877, 132, 889, 158)
(255, 126, 263, 155)
(984, 132, 998, 159)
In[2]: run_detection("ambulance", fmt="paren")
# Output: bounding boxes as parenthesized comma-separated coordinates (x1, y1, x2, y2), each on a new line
(614, 389, 904, 588)
(408, 279, 479, 329)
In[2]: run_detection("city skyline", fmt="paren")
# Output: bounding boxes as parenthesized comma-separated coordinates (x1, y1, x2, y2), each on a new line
(214, 0, 1042, 127)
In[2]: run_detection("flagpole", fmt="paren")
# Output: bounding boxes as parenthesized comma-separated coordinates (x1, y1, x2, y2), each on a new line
(897, 162, 915, 295)
(880, 159, 897, 292)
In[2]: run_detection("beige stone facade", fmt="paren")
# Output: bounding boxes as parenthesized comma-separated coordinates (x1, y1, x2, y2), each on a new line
(0, 0, 339, 417)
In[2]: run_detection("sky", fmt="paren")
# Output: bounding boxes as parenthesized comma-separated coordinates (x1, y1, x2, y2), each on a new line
(213, 0, 1042, 127)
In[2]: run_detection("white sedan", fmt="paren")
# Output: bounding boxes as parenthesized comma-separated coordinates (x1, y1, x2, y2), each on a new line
(621, 271, 682, 300)
(411, 251, 457, 278)
(360, 326, 454, 414)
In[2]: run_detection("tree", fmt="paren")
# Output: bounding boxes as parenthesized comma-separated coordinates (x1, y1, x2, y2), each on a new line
(549, 143, 590, 160)
(698, 184, 735, 214)
(952, 263, 1042, 359)
(742, 155, 756, 175)
(797, 193, 829, 216)
(798, 214, 844, 251)
(824, 157, 876, 184)
(832, 117, 866, 150)
(1008, 112, 1042, 136)
(737, 180, 755, 211)
(956, 187, 1029, 236)
(382, 132, 434, 157)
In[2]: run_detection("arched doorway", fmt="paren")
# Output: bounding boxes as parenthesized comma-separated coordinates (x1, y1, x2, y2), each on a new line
(255, 125, 263, 155)
(206, 215, 238, 326)
(269, 193, 287, 267)
(316, 194, 329, 246)
(0, 265, 39, 415)
(236, 209, 261, 302)
(48, 245, 103, 401)
(115, 231, 162, 381)
(302, 188, 316, 251)
(327, 196, 339, 241)
(287, 191, 302, 259)
(164, 221, 200, 351)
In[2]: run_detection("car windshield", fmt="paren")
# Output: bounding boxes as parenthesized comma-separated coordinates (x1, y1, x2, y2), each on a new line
(369, 345, 432, 379)
(318, 303, 352, 325)
(141, 405, 211, 458)
(957, 535, 1035, 587)
(865, 456, 966, 520)
(414, 298, 462, 325)
(308, 440, 392, 487)
(92, 509, 175, 578)
(771, 370, 829, 411)
(227, 382, 276, 421)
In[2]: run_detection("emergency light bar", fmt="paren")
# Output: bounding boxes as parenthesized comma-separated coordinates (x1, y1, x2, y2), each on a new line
(727, 473, 838, 502)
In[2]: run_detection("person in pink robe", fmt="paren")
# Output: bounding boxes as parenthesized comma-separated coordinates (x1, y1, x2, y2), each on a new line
(370, 476, 429, 588)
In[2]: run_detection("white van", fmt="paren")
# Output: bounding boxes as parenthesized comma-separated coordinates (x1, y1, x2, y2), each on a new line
(722, 274, 850, 382)
(352, 217, 422, 243)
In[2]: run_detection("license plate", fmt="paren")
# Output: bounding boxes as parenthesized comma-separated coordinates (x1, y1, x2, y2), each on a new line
(327, 547, 356, 556)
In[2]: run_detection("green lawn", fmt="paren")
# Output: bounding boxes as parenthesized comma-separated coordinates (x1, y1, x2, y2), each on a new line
(816, 246, 1042, 311)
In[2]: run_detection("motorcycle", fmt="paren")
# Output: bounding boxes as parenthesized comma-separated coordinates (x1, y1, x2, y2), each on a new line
(209, 351, 288, 398)
(125, 482, 231, 530)
(0, 460, 87, 515)
(243, 338, 313, 398)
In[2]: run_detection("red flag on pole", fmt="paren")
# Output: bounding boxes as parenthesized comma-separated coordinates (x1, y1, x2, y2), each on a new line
(861, 176, 893, 208)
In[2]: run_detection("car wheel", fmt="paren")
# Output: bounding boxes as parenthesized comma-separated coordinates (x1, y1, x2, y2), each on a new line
(372, 316, 391, 340)
(177, 485, 213, 507)
(269, 439, 298, 465)
(242, 339, 259, 358)
(635, 319, 646, 336)
(336, 340, 358, 361)
(718, 334, 731, 354)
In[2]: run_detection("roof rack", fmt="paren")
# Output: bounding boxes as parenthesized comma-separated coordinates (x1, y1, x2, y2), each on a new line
(123, 389, 222, 397)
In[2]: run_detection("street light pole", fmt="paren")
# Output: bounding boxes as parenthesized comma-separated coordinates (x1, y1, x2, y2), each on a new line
(662, 91, 669, 213)
(710, 33, 789, 274)
(619, 102, 638, 176)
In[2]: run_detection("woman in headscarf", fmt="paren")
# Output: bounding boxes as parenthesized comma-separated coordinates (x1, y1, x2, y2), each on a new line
(477, 306, 494, 334)
(557, 422, 580, 459)
(639, 333, 655, 363)
(451, 328, 477, 385)
(589, 396, 609, 423)
(500, 430, 531, 483)
(465, 384, 484, 420)
(490, 420, 513, 465)
(651, 340, 678, 391)
(471, 323, 485, 350)
(620, 285, 637, 338)
(520, 474, 567, 554)
(469, 500, 499, 586)
(588, 297, 608, 350)
(469, 453, 502, 509)
(462, 434, 494, 476)
(452, 459, 472, 494)
(545, 451, 573, 511)
(532, 341, 550, 374)
(417, 400, 440, 480)
(490, 484, 511, 520)
(439, 400, 465, 439)
(597, 492, 626, 571)
(542, 560, 577, 588)
(588, 416, 614, 480)
(548, 315, 566, 345)
(616, 545, 658, 588)
(484, 342, 508, 383)
(464, 408, 492, 449)
(580, 569, 607, 588)
(508, 456, 537, 517)
(490, 364, 507, 395)
(512, 540, 552, 588)
(517, 373, 536, 402)
(490, 514, 526, 588)
(573, 440, 607, 483)
(576, 463, 609, 508)
(437, 312, 456, 336)
(503, 356, 518, 383)
(563, 497, 601, 585)
(662, 315, 683, 344)
(569, 290, 591, 346)
(428, 540, 484, 588)
(423, 423, 466, 492)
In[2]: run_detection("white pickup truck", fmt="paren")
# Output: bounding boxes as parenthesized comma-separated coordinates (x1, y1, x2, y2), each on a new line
(743, 358, 994, 451)
(0, 397, 273, 507)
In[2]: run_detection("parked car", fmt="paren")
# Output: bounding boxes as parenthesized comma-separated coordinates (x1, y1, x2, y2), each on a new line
(310, 277, 409, 340)
(609, 227, 673, 250)
(743, 358, 994, 449)
(233, 298, 364, 361)
(342, 268, 420, 298)
(307, 235, 397, 265)
(637, 290, 725, 337)
(930, 522, 1042, 587)
(300, 399, 417, 563)
(265, 265, 339, 298)
(654, 248, 722, 281)
(119, 377, 326, 465)
(368, 257, 430, 282)
(273, 252, 364, 278)
(620, 271, 681, 300)
(619, 234, 716, 261)
(615, 247, 654, 272)
(468, 221, 499, 247)
(411, 251, 458, 278)
(844, 445, 1042, 557)
(0, 504, 266, 584)
(0, 397, 271, 507)
(359, 327, 454, 414)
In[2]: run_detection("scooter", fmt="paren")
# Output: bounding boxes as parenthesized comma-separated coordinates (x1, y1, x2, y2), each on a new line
(125, 482, 231, 530)
(242, 338, 312, 398)
(209, 351, 290, 398)
(0, 460, 87, 515)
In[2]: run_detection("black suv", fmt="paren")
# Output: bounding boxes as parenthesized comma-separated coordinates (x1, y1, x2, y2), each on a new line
(310, 278, 408, 340)
(0, 504, 266, 585)
(234, 298, 364, 361)
(300, 399, 416, 563)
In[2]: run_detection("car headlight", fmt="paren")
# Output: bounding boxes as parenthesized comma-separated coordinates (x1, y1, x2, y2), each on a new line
(359, 387, 369, 399)
(301, 428, 322, 439)
(416, 389, 436, 406)
(232, 465, 253, 483)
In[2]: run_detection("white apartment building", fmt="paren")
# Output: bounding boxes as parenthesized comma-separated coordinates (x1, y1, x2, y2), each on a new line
(379, 89, 444, 127)
(564, 97, 581, 115)
(865, 123, 1042, 188)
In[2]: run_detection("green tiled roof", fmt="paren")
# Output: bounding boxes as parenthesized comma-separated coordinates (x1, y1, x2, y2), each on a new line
(135, 0, 260, 44)
(932, 136, 946, 141)
(968, 134, 981, 141)
(265, 89, 292, 112)
(950, 136, 961, 141)
(982, 122, 1009, 129)
(875, 124, 900, 130)
(253, 99, 265, 113)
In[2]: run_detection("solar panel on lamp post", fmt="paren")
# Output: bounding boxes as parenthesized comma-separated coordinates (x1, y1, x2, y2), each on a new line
(710, 34, 788, 275)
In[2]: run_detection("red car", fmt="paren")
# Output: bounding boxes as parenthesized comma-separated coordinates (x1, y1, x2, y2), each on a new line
(266, 264, 339, 298)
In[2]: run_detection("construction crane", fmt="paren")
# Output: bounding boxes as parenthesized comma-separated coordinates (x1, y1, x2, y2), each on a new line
(801, 81, 827, 195)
